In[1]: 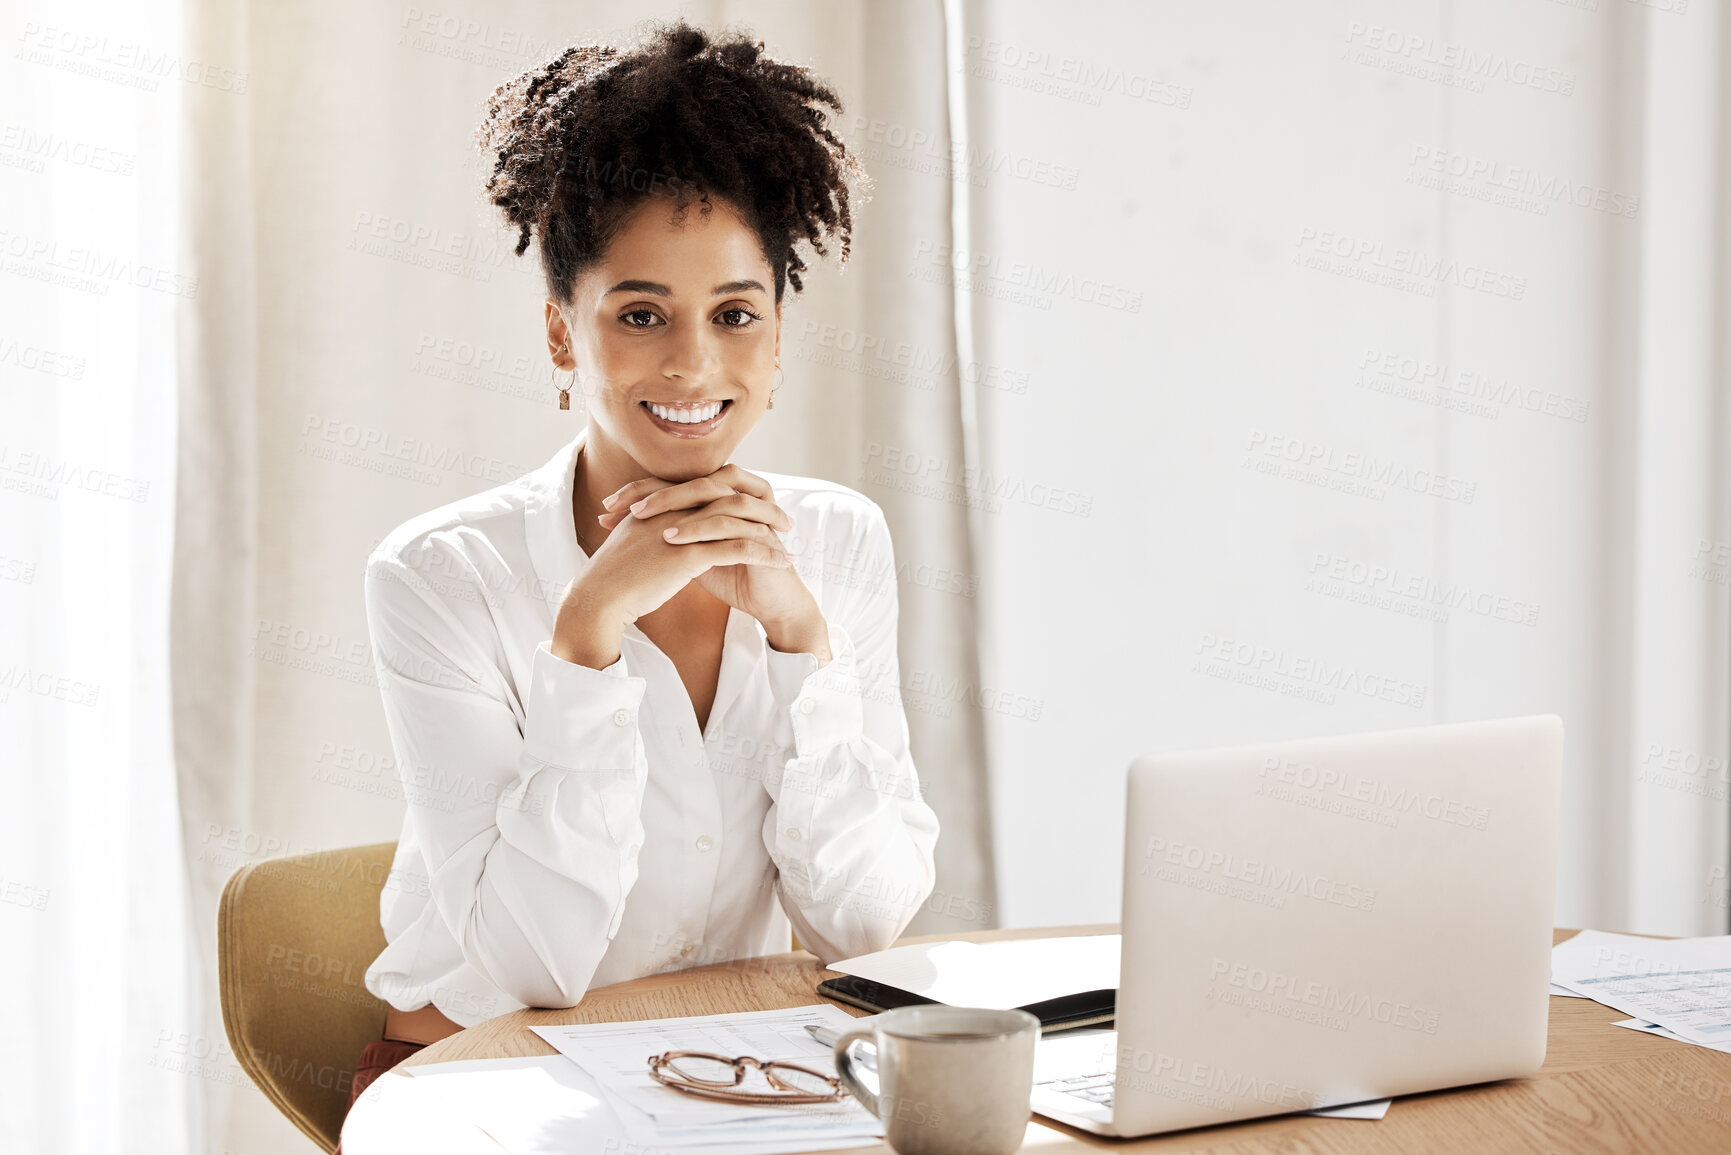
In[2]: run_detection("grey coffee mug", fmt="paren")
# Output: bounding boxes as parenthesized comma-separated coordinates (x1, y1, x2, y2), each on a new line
(833, 1005, 1039, 1155)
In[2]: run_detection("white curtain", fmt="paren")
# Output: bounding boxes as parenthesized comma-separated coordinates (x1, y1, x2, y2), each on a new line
(1, 0, 193, 1151)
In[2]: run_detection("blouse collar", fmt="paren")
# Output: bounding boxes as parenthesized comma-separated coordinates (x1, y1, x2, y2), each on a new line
(523, 425, 589, 622)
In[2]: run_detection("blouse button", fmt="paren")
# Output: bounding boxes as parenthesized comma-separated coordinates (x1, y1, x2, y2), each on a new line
(612, 709, 632, 727)
(695, 834, 714, 852)
(797, 697, 816, 716)
(786, 827, 802, 842)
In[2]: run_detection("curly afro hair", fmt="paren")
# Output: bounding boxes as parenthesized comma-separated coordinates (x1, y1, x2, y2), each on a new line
(477, 20, 866, 306)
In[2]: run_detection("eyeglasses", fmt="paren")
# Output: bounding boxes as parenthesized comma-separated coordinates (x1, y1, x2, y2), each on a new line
(646, 1050, 847, 1105)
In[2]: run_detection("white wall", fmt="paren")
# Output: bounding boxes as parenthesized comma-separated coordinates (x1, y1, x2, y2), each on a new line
(955, 0, 1723, 933)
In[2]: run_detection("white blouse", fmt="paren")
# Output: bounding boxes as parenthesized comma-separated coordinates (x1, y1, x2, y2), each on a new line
(361, 427, 941, 1027)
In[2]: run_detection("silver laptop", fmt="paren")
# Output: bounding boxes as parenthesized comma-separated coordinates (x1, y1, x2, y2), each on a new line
(1030, 714, 1562, 1136)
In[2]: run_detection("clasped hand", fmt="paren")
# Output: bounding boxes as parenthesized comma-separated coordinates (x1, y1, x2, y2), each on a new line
(567, 464, 829, 661)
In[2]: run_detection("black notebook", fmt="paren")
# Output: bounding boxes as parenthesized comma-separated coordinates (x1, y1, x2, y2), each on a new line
(815, 934, 1120, 1033)
(817, 973, 1114, 1031)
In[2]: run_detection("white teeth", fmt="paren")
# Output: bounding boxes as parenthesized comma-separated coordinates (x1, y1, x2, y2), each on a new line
(647, 401, 724, 425)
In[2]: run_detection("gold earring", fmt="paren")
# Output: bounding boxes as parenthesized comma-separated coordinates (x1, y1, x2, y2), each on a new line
(558, 343, 572, 410)
(768, 356, 782, 410)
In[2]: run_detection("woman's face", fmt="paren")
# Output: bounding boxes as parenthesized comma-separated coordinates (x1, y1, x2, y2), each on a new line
(550, 196, 780, 483)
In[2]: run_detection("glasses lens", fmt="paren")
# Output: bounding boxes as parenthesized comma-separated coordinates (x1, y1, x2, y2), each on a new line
(666, 1054, 739, 1086)
(765, 1063, 836, 1096)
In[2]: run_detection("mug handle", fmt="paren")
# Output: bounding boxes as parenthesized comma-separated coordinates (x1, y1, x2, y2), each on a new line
(832, 1027, 880, 1118)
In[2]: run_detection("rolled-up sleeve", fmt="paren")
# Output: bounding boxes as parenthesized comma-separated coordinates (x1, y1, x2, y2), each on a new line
(362, 551, 650, 1010)
(758, 505, 941, 963)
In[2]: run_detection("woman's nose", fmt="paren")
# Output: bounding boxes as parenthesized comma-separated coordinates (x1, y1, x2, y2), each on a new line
(658, 318, 720, 383)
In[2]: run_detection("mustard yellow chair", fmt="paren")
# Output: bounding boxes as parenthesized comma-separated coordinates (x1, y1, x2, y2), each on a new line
(219, 842, 808, 1150)
(218, 843, 396, 1153)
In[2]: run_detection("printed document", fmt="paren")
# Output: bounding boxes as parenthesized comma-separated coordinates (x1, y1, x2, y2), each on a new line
(1551, 930, 1731, 1049)
(533, 1004, 882, 1148)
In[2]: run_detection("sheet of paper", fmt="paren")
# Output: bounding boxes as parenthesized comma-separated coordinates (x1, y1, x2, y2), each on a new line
(1033, 1029, 1389, 1121)
(1550, 983, 1589, 998)
(532, 1004, 882, 1148)
(829, 934, 1120, 1009)
(1309, 1098, 1392, 1119)
(1033, 1027, 1118, 1082)
(398, 1055, 877, 1155)
(1552, 930, 1731, 1048)
(1610, 1018, 1731, 1055)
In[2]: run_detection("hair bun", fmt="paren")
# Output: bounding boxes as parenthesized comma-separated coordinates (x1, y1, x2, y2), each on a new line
(476, 19, 863, 303)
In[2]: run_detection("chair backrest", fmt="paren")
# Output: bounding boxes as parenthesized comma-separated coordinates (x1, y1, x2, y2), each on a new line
(218, 843, 396, 1153)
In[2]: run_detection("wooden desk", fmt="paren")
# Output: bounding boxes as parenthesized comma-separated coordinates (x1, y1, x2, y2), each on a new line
(372, 926, 1731, 1153)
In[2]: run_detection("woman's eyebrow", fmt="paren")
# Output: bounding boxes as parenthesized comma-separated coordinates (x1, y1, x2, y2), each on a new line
(603, 278, 768, 296)
(605, 279, 671, 296)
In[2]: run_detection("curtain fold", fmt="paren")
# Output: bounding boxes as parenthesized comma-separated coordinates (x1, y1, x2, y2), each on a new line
(172, 0, 262, 1148)
(1615, 0, 1731, 935)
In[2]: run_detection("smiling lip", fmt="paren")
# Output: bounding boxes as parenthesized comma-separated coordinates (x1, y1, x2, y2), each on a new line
(640, 399, 733, 438)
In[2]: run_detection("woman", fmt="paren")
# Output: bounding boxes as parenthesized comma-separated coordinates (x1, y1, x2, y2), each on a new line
(348, 20, 940, 1099)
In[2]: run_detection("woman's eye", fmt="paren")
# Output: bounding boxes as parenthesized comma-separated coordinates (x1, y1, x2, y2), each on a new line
(621, 309, 661, 328)
(717, 308, 761, 327)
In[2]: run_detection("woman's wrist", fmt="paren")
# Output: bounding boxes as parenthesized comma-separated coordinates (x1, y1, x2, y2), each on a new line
(551, 579, 630, 669)
(761, 608, 832, 666)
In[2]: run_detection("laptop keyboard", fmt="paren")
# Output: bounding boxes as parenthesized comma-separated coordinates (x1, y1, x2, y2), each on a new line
(1035, 1071, 1114, 1109)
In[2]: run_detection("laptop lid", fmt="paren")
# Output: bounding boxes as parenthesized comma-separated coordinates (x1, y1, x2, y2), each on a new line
(1109, 714, 1561, 1136)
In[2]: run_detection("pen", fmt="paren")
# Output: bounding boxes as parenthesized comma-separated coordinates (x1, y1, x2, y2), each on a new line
(806, 1021, 877, 1069)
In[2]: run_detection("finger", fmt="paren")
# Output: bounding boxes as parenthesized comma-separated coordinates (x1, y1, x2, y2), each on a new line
(692, 538, 791, 569)
(630, 465, 776, 518)
(707, 463, 775, 503)
(602, 476, 674, 511)
(662, 514, 781, 546)
(683, 492, 793, 532)
(600, 496, 785, 533)
(627, 475, 736, 519)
